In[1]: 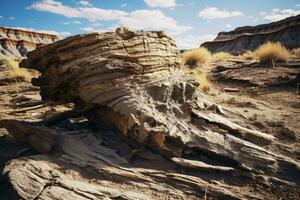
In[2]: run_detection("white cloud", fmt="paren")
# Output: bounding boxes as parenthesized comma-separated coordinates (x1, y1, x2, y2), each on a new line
(27, 1, 190, 37)
(63, 20, 81, 25)
(226, 24, 232, 28)
(121, 3, 127, 8)
(9, 17, 15, 20)
(174, 34, 215, 49)
(79, 0, 92, 6)
(8, 26, 71, 38)
(43, 30, 71, 38)
(80, 26, 116, 33)
(91, 23, 101, 26)
(144, 0, 176, 8)
(0, 16, 2, 19)
(197, 34, 215, 44)
(259, 11, 267, 16)
(27, 0, 128, 21)
(198, 7, 244, 20)
(260, 8, 300, 21)
(296, 4, 300, 8)
(118, 10, 192, 36)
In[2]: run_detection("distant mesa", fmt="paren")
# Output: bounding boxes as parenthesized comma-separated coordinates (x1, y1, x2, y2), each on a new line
(0, 26, 59, 58)
(201, 14, 300, 54)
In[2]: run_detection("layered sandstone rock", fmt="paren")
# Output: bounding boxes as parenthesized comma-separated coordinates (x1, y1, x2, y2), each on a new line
(1, 28, 299, 199)
(202, 14, 300, 54)
(0, 27, 59, 57)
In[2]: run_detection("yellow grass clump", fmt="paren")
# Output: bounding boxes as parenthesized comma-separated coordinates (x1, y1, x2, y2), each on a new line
(0, 56, 36, 82)
(212, 52, 231, 62)
(182, 47, 211, 67)
(291, 48, 300, 57)
(184, 68, 211, 93)
(198, 71, 211, 93)
(254, 42, 291, 64)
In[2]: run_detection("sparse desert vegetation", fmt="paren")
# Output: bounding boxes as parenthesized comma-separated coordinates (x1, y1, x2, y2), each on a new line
(291, 48, 300, 57)
(181, 48, 212, 93)
(198, 71, 211, 92)
(0, 56, 37, 82)
(184, 67, 211, 93)
(182, 47, 211, 67)
(212, 52, 231, 62)
(254, 42, 291, 64)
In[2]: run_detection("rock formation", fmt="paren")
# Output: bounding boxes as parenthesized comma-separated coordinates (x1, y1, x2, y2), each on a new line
(201, 14, 300, 54)
(0, 27, 59, 58)
(212, 58, 300, 87)
(0, 28, 299, 199)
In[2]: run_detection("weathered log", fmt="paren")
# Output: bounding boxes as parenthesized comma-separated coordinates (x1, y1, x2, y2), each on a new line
(1, 27, 298, 199)
(18, 27, 297, 174)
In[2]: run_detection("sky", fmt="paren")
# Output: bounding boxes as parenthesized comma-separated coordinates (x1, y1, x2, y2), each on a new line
(0, 0, 300, 49)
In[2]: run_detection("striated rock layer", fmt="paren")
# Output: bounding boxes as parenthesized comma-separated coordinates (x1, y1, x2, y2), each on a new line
(0, 26, 59, 58)
(201, 14, 300, 54)
(0, 28, 299, 199)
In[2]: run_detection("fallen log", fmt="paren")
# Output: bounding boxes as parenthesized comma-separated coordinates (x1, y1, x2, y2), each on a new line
(18, 27, 297, 173)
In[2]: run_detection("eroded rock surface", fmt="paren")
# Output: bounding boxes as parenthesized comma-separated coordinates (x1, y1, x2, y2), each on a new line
(201, 14, 300, 53)
(0, 26, 59, 57)
(1, 28, 299, 199)
(212, 58, 300, 87)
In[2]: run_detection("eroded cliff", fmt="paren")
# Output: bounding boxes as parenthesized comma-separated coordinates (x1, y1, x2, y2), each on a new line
(202, 14, 300, 54)
(0, 27, 59, 58)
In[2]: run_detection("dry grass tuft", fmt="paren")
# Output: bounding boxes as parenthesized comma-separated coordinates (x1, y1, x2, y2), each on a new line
(198, 72, 211, 93)
(0, 56, 18, 66)
(181, 48, 212, 93)
(187, 69, 211, 93)
(0, 56, 37, 82)
(182, 47, 211, 68)
(212, 52, 231, 62)
(291, 48, 300, 57)
(254, 42, 291, 64)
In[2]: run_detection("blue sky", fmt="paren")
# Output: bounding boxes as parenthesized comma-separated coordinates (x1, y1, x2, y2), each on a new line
(0, 0, 300, 49)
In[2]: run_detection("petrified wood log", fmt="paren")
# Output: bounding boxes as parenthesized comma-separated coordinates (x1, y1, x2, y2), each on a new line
(1, 27, 299, 199)
(19, 27, 298, 172)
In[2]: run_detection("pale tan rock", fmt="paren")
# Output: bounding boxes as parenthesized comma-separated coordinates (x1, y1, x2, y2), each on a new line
(171, 157, 234, 172)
